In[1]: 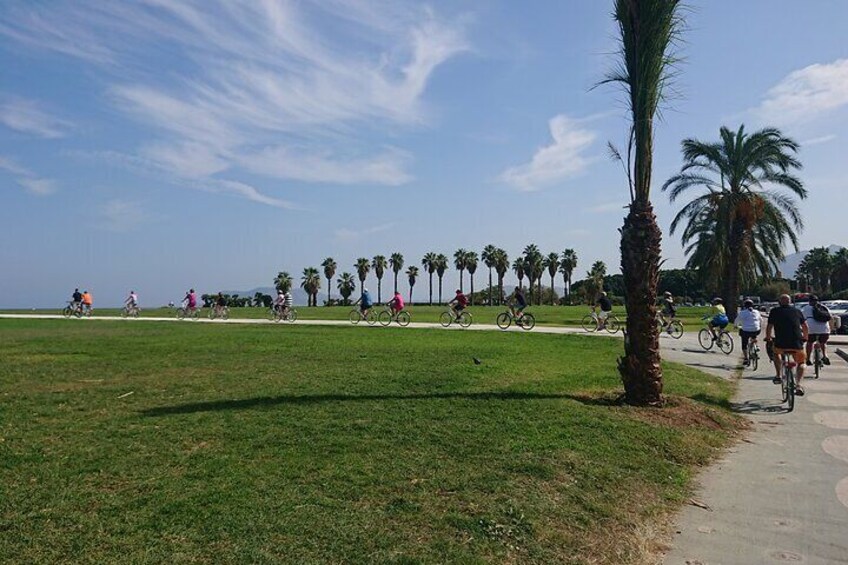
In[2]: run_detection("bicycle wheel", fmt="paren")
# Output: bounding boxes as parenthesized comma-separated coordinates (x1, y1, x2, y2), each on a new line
(717, 331, 734, 355)
(786, 366, 795, 412)
(268, 308, 277, 321)
(176, 308, 186, 320)
(62, 306, 73, 318)
(814, 347, 821, 379)
(698, 329, 714, 351)
(496, 312, 511, 330)
(222, 308, 229, 320)
(581, 314, 597, 332)
(605, 316, 621, 334)
(287, 309, 298, 323)
(781, 366, 790, 403)
(750, 347, 758, 372)
(520, 312, 536, 330)
(396, 311, 410, 327)
(365, 310, 377, 325)
(349, 310, 362, 324)
(439, 312, 452, 327)
(121, 308, 129, 318)
(458, 312, 472, 328)
(378, 310, 392, 327)
(669, 320, 684, 339)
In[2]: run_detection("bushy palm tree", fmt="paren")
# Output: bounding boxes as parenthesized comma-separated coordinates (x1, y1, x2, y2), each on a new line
(832, 248, 848, 293)
(337, 272, 356, 305)
(321, 257, 337, 305)
(406, 265, 419, 303)
(494, 249, 509, 305)
(544, 252, 560, 305)
(372, 255, 388, 303)
(453, 248, 468, 293)
(435, 253, 448, 304)
(523, 245, 543, 305)
(663, 125, 806, 318)
(389, 252, 404, 295)
(482, 245, 497, 305)
(512, 257, 526, 291)
(583, 261, 607, 305)
(422, 252, 437, 305)
(601, 0, 684, 405)
(301, 267, 321, 307)
(559, 249, 578, 303)
(355, 258, 370, 295)
(466, 251, 479, 305)
(274, 271, 293, 293)
(797, 247, 834, 295)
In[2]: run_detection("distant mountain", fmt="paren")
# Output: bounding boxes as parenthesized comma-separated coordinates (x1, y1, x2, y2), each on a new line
(778, 244, 844, 278)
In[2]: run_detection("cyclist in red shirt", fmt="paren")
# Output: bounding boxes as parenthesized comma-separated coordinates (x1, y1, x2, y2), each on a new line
(448, 289, 468, 322)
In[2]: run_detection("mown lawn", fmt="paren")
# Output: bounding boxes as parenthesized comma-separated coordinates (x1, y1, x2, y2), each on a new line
(0, 320, 738, 564)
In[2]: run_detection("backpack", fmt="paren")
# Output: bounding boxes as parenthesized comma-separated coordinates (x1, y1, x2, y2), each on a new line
(812, 303, 832, 323)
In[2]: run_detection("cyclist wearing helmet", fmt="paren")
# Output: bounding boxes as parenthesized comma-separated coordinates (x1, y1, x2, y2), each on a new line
(659, 291, 677, 331)
(706, 297, 729, 340)
(737, 299, 762, 366)
(354, 287, 373, 318)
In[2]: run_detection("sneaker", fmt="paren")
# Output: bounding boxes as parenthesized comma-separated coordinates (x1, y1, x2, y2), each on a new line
(806, 360, 813, 366)
(795, 385, 805, 397)
(772, 377, 782, 385)
(823, 356, 831, 366)
(743, 359, 750, 366)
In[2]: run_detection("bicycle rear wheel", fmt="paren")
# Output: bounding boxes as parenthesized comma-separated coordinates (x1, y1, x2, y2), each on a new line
(605, 316, 621, 334)
(786, 366, 795, 412)
(287, 309, 298, 323)
(717, 331, 734, 355)
(396, 311, 410, 327)
(378, 310, 392, 327)
(222, 308, 230, 320)
(750, 347, 758, 372)
(439, 312, 452, 327)
(349, 310, 362, 324)
(268, 308, 278, 321)
(698, 329, 714, 351)
(814, 347, 821, 379)
(496, 312, 511, 330)
(458, 312, 472, 328)
(581, 314, 597, 332)
(520, 313, 536, 330)
(668, 320, 684, 339)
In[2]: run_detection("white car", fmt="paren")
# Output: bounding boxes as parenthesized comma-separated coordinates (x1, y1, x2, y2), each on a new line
(823, 301, 848, 334)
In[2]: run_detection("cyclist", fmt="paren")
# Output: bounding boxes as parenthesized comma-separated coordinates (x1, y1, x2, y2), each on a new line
(273, 290, 286, 315)
(81, 290, 93, 314)
(353, 287, 373, 318)
(801, 295, 831, 367)
(448, 289, 468, 322)
(183, 289, 197, 314)
(125, 290, 139, 313)
(71, 288, 83, 313)
(659, 291, 677, 333)
(283, 288, 293, 316)
(765, 294, 809, 394)
(214, 292, 227, 316)
(507, 287, 528, 321)
(737, 299, 761, 366)
(706, 297, 729, 340)
(594, 291, 613, 330)
(387, 291, 405, 315)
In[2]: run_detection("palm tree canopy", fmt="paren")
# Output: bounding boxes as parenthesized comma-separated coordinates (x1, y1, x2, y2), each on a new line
(405, 265, 419, 282)
(422, 252, 437, 274)
(544, 252, 560, 278)
(512, 257, 526, 279)
(465, 251, 479, 274)
(336, 272, 356, 298)
(355, 257, 371, 281)
(453, 248, 468, 271)
(559, 249, 578, 276)
(321, 257, 337, 280)
(274, 271, 293, 293)
(494, 249, 510, 276)
(435, 254, 448, 277)
(372, 255, 387, 277)
(482, 245, 497, 268)
(390, 252, 404, 273)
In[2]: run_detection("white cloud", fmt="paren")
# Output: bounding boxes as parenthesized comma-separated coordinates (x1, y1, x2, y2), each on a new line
(802, 134, 836, 146)
(0, 97, 72, 138)
(754, 59, 848, 125)
(586, 201, 626, 214)
(499, 114, 597, 191)
(0, 155, 57, 195)
(334, 222, 395, 242)
(97, 199, 147, 232)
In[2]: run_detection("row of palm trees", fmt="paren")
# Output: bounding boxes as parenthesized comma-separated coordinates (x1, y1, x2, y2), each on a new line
(796, 247, 848, 296)
(271, 247, 581, 307)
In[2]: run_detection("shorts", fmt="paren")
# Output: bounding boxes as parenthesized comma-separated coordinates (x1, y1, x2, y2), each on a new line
(807, 334, 830, 344)
(454, 304, 466, 312)
(773, 347, 807, 365)
(598, 310, 610, 320)
(711, 315, 729, 328)
(360, 304, 371, 312)
(739, 329, 760, 339)
(515, 303, 526, 312)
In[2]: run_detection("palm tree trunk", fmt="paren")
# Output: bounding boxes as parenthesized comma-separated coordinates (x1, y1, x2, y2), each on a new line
(722, 221, 745, 321)
(469, 272, 474, 305)
(528, 276, 534, 304)
(459, 269, 464, 293)
(409, 283, 414, 304)
(550, 274, 555, 305)
(562, 273, 568, 305)
(537, 276, 543, 305)
(377, 279, 382, 304)
(488, 267, 493, 306)
(327, 278, 331, 305)
(438, 277, 443, 304)
(618, 202, 663, 406)
(394, 272, 398, 295)
(428, 273, 433, 305)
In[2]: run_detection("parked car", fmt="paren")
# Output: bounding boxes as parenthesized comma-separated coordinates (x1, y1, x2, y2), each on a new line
(823, 301, 848, 335)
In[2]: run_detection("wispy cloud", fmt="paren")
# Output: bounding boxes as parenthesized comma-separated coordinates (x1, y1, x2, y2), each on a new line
(802, 134, 837, 146)
(0, 155, 57, 195)
(0, 96, 72, 138)
(334, 222, 396, 242)
(0, 1, 469, 197)
(97, 199, 148, 232)
(753, 59, 848, 126)
(585, 201, 626, 214)
(499, 114, 597, 191)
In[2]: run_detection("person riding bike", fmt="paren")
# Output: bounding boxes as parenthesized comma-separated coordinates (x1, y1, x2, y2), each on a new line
(353, 288, 373, 318)
(594, 291, 613, 330)
(387, 291, 404, 314)
(81, 290, 93, 314)
(71, 288, 83, 313)
(125, 290, 139, 312)
(706, 297, 729, 339)
(448, 289, 468, 322)
(765, 294, 809, 394)
(214, 292, 227, 316)
(183, 289, 197, 314)
(801, 295, 832, 367)
(507, 287, 528, 320)
(658, 291, 676, 327)
(273, 290, 286, 314)
(737, 299, 762, 366)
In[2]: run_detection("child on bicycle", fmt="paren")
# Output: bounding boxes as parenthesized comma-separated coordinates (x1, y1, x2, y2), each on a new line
(448, 289, 468, 321)
(705, 297, 729, 339)
(659, 291, 676, 331)
(737, 299, 761, 366)
(387, 291, 404, 314)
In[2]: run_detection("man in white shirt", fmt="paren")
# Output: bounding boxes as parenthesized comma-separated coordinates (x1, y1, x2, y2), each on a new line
(801, 295, 831, 366)
(273, 290, 286, 313)
(737, 299, 762, 366)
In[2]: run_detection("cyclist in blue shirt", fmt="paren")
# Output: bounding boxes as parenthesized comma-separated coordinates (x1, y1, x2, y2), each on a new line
(354, 288, 373, 318)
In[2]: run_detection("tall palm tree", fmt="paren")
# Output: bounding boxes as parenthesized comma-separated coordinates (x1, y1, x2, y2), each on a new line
(274, 271, 293, 293)
(523, 244, 543, 305)
(406, 265, 419, 304)
(494, 249, 509, 305)
(372, 255, 388, 303)
(453, 248, 468, 293)
(663, 125, 806, 318)
(389, 252, 404, 295)
(355, 258, 370, 295)
(301, 267, 321, 307)
(797, 248, 834, 295)
(482, 244, 497, 306)
(435, 253, 448, 304)
(321, 257, 337, 306)
(512, 257, 526, 291)
(466, 251, 479, 305)
(336, 272, 356, 305)
(832, 248, 848, 293)
(559, 249, 578, 303)
(601, 0, 684, 405)
(422, 252, 437, 306)
(544, 252, 560, 305)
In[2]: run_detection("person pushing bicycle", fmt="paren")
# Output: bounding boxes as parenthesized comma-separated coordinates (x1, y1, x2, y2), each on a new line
(765, 294, 808, 394)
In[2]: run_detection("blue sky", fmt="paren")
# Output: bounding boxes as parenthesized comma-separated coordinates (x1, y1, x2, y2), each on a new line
(1, 0, 846, 307)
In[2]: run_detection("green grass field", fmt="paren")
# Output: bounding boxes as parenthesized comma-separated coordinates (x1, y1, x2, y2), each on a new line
(0, 320, 738, 563)
(8, 304, 715, 329)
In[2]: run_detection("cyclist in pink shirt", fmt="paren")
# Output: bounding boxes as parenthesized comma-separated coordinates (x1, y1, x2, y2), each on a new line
(388, 291, 404, 313)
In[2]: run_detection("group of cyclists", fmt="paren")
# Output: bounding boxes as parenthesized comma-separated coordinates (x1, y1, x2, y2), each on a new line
(69, 288, 94, 315)
(177, 288, 294, 319)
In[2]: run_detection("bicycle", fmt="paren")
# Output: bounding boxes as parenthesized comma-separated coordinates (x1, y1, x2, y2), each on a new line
(811, 341, 823, 380)
(209, 306, 230, 320)
(268, 306, 298, 323)
(378, 307, 410, 327)
(121, 304, 141, 318)
(745, 338, 760, 371)
(440, 309, 472, 328)
(496, 309, 535, 330)
(176, 305, 199, 320)
(62, 301, 83, 319)
(778, 352, 797, 412)
(656, 313, 683, 339)
(581, 310, 620, 334)
(697, 320, 734, 354)
(349, 308, 377, 325)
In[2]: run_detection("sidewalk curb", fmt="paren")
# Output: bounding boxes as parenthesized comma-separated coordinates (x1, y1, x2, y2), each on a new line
(835, 348, 848, 363)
